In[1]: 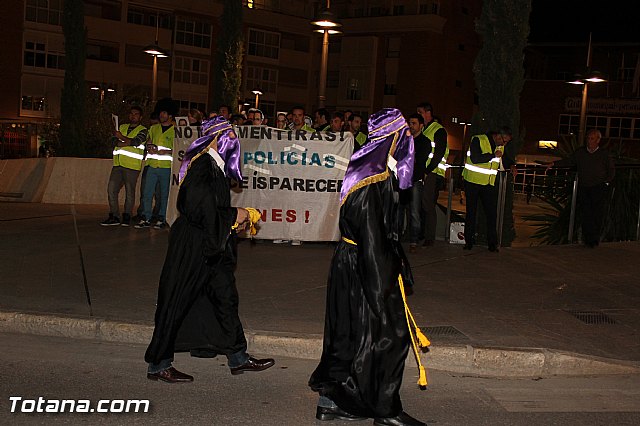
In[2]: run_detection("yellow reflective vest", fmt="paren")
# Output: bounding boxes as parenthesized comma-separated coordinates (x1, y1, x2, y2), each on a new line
(462, 134, 501, 186)
(146, 124, 174, 169)
(422, 121, 449, 178)
(113, 124, 146, 171)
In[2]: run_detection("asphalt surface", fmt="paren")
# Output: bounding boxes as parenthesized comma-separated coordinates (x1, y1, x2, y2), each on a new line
(1, 201, 639, 377)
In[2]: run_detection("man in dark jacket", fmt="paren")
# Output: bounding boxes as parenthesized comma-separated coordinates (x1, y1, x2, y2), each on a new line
(547, 129, 615, 247)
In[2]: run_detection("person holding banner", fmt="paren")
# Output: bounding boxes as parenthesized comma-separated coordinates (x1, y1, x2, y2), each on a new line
(145, 116, 275, 383)
(309, 108, 428, 426)
(101, 106, 147, 227)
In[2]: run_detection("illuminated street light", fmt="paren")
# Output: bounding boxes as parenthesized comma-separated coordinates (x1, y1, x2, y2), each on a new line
(143, 13, 170, 103)
(311, 2, 342, 108)
(565, 34, 606, 146)
(252, 89, 263, 109)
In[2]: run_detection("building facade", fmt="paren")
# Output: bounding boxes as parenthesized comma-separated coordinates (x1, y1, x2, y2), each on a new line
(1, 0, 481, 158)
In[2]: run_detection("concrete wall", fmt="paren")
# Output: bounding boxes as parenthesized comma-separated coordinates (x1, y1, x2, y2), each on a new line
(0, 158, 128, 205)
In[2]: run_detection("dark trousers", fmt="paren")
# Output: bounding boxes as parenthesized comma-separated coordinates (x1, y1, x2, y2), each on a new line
(464, 180, 497, 247)
(578, 183, 608, 245)
(107, 166, 140, 217)
(421, 173, 442, 241)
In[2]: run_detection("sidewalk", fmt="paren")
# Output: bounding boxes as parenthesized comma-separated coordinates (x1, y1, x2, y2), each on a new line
(1, 202, 639, 377)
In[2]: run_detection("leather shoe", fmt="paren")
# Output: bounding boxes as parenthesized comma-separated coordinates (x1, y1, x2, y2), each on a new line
(316, 406, 367, 421)
(147, 367, 194, 383)
(409, 244, 417, 253)
(374, 411, 426, 426)
(230, 356, 275, 375)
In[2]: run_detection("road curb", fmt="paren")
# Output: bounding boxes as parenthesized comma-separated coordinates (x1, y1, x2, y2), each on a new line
(1, 311, 638, 378)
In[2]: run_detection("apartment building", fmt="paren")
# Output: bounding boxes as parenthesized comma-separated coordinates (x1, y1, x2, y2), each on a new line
(0, 0, 481, 157)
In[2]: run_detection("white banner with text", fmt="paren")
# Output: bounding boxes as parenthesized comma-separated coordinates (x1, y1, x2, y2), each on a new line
(168, 125, 354, 241)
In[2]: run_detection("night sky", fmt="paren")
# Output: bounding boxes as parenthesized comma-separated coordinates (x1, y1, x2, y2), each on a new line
(528, 1, 640, 43)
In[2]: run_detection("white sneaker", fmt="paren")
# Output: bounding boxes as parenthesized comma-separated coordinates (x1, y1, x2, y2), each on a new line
(291, 240, 302, 246)
(273, 240, 290, 244)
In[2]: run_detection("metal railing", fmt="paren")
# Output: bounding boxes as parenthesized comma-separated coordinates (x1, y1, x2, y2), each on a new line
(443, 163, 640, 244)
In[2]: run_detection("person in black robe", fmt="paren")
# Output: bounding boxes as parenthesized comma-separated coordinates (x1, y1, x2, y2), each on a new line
(309, 108, 429, 426)
(145, 116, 275, 382)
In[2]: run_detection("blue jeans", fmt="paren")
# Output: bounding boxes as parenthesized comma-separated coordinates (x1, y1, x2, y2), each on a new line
(142, 167, 170, 222)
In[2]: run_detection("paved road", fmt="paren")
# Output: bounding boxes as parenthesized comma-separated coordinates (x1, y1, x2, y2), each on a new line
(1, 333, 640, 425)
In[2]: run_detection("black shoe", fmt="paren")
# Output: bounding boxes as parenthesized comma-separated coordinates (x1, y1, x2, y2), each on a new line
(146, 367, 194, 383)
(100, 215, 120, 226)
(488, 244, 499, 252)
(121, 213, 131, 227)
(463, 243, 473, 250)
(374, 411, 426, 426)
(229, 357, 275, 375)
(316, 406, 367, 421)
(153, 220, 167, 230)
(134, 219, 151, 229)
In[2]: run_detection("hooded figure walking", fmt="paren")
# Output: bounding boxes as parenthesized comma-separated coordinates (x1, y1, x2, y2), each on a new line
(309, 108, 429, 426)
(145, 116, 275, 382)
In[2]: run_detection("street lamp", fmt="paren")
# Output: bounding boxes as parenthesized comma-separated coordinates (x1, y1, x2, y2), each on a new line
(144, 12, 169, 103)
(90, 84, 115, 103)
(144, 43, 169, 103)
(565, 33, 606, 146)
(311, 2, 342, 108)
(252, 88, 263, 109)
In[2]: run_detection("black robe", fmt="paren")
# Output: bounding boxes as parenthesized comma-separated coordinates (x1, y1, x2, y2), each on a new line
(309, 173, 413, 418)
(145, 154, 247, 365)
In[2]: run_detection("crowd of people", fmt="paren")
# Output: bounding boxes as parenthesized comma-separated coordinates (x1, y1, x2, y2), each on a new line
(97, 98, 616, 426)
(101, 99, 520, 255)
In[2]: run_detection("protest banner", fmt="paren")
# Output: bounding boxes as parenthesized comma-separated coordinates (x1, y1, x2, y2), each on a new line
(167, 125, 353, 242)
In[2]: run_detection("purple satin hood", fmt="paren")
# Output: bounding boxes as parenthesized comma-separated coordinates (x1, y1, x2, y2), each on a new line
(179, 116, 243, 183)
(340, 108, 414, 202)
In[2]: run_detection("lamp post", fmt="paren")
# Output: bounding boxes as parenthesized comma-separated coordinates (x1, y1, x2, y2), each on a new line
(144, 12, 169, 103)
(311, 2, 342, 108)
(144, 44, 169, 103)
(566, 33, 606, 146)
(90, 85, 115, 103)
(252, 89, 263, 109)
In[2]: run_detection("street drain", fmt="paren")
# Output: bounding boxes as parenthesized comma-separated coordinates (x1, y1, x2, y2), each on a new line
(565, 310, 617, 325)
(423, 325, 468, 339)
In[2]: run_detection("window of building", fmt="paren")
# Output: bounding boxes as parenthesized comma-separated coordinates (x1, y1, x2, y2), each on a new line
(178, 99, 207, 115)
(586, 115, 608, 133)
(174, 57, 209, 86)
(24, 40, 64, 70)
(247, 28, 280, 59)
(87, 42, 119, 62)
(393, 5, 405, 15)
(85, 0, 121, 21)
(634, 119, 640, 139)
(387, 37, 401, 58)
(21, 95, 47, 112)
(176, 17, 212, 49)
(281, 32, 309, 52)
(347, 77, 362, 100)
(25, 0, 63, 26)
(559, 114, 579, 135)
(127, 7, 172, 29)
(419, 1, 440, 15)
(608, 117, 633, 138)
(246, 65, 278, 94)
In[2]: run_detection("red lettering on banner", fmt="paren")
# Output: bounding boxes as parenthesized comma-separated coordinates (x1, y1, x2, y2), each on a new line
(305, 210, 310, 223)
(272, 209, 283, 222)
(286, 210, 296, 223)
